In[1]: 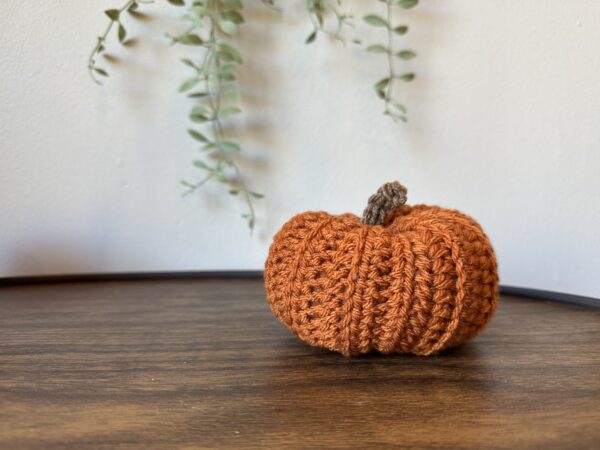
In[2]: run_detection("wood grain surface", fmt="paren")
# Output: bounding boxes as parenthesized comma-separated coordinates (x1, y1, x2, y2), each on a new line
(1, 279, 599, 449)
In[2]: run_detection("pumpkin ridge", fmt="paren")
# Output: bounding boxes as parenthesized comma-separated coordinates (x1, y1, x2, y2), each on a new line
(264, 217, 310, 330)
(363, 227, 393, 353)
(405, 232, 435, 353)
(388, 233, 417, 353)
(285, 215, 334, 336)
(410, 221, 464, 354)
(288, 214, 365, 353)
(420, 212, 498, 351)
(341, 226, 370, 355)
(354, 226, 379, 354)
(372, 234, 403, 353)
(437, 239, 468, 351)
(307, 216, 356, 351)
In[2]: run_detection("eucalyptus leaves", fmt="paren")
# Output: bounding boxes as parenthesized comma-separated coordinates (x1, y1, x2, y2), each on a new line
(89, 0, 419, 230)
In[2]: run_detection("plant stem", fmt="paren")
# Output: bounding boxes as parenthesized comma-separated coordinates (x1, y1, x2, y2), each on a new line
(385, 0, 395, 112)
(206, 0, 256, 230)
(182, 173, 214, 196)
(306, 0, 350, 44)
(88, 0, 138, 85)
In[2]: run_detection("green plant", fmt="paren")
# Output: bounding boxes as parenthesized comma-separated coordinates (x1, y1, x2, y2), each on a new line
(169, 0, 263, 231)
(364, 0, 418, 122)
(304, 0, 355, 44)
(88, 0, 153, 84)
(89, 0, 418, 230)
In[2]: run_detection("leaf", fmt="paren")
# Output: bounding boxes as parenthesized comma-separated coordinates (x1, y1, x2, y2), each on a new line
(94, 67, 109, 77)
(219, 63, 235, 75)
(390, 100, 407, 113)
(213, 169, 229, 183)
(167, 0, 185, 5)
(181, 58, 199, 70)
(188, 129, 209, 143)
(219, 140, 240, 152)
(219, 63, 236, 79)
(201, 143, 217, 152)
(363, 15, 388, 28)
(190, 105, 212, 122)
(191, 105, 210, 115)
(386, 111, 408, 123)
(179, 78, 200, 92)
(366, 44, 388, 54)
(397, 0, 419, 9)
(222, 0, 243, 9)
(181, 58, 194, 67)
(220, 62, 234, 74)
(250, 192, 264, 199)
(374, 77, 390, 99)
(224, 89, 240, 101)
(187, 91, 209, 98)
(187, 91, 208, 98)
(180, 180, 195, 188)
(399, 72, 416, 81)
(221, 10, 244, 24)
(374, 77, 390, 90)
(118, 24, 127, 43)
(219, 20, 238, 35)
(105, 9, 120, 21)
(176, 34, 204, 45)
(127, 2, 138, 13)
(218, 106, 242, 119)
(261, 0, 276, 9)
(393, 25, 409, 35)
(305, 30, 317, 44)
(221, 74, 236, 82)
(190, 114, 211, 123)
(193, 160, 211, 170)
(217, 43, 242, 63)
(229, 190, 239, 195)
(397, 50, 417, 59)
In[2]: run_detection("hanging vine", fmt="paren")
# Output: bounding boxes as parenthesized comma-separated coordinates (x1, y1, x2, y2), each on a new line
(88, 0, 154, 84)
(169, 0, 262, 230)
(364, 0, 418, 122)
(304, 0, 355, 44)
(89, 0, 419, 230)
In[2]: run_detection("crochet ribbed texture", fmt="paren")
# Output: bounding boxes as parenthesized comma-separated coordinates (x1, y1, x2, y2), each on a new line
(264, 181, 499, 356)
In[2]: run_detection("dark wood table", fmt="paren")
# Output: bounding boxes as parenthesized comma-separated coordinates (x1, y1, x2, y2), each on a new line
(1, 279, 599, 449)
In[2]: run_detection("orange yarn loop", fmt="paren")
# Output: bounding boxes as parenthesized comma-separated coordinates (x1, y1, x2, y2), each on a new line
(264, 181, 499, 356)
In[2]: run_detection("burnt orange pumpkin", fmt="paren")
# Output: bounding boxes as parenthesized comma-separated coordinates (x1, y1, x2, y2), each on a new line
(264, 181, 498, 356)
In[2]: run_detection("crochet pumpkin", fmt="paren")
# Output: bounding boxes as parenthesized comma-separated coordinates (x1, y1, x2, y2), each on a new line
(264, 181, 498, 356)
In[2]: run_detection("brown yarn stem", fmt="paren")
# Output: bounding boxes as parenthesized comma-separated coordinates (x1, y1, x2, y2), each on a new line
(361, 181, 408, 225)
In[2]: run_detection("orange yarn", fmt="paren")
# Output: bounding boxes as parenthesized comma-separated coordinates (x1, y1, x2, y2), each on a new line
(264, 183, 498, 356)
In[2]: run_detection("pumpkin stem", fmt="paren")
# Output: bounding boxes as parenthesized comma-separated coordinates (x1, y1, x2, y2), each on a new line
(361, 181, 408, 225)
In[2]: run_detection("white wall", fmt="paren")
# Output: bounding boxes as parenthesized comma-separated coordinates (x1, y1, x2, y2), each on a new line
(1, 1, 599, 298)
